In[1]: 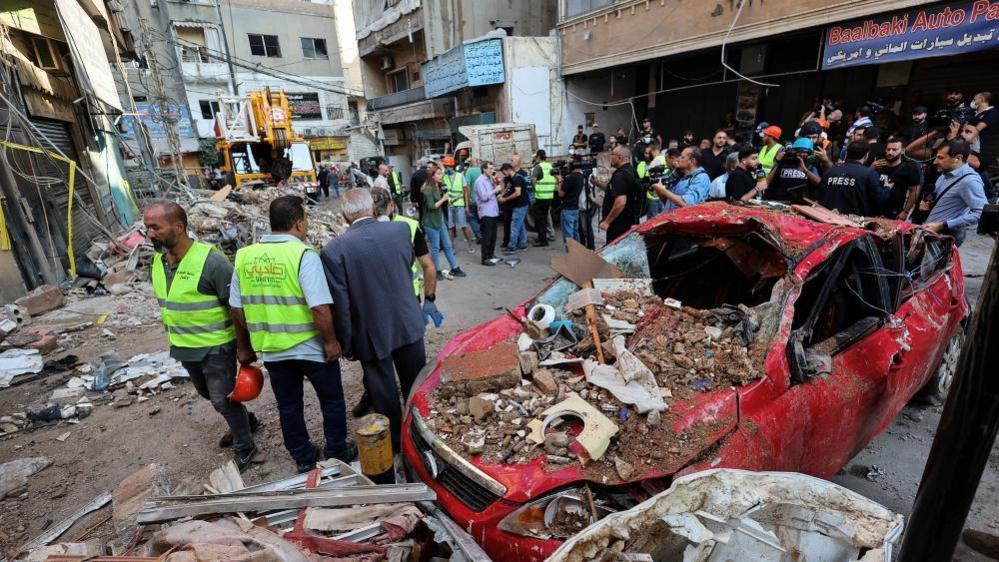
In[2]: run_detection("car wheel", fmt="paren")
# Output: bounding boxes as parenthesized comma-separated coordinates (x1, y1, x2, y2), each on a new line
(917, 323, 966, 403)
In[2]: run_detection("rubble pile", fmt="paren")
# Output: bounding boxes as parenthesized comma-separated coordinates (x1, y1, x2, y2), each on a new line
(597, 291, 764, 392)
(424, 273, 773, 479)
(12, 460, 483, 562)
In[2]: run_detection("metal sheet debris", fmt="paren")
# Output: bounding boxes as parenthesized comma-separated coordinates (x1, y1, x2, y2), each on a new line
(137, 484, 437, 523)
(0, 348, 44, 387)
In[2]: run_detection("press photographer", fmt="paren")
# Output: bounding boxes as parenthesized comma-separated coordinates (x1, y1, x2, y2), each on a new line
(764, 138, 822, 203)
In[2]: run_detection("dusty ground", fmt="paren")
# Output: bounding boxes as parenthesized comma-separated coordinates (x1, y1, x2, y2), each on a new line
(0, 199, 996, 560)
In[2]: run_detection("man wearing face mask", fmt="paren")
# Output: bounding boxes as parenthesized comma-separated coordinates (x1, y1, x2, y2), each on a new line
(872, 136, 921, 220)
(145, 201, 261, 471)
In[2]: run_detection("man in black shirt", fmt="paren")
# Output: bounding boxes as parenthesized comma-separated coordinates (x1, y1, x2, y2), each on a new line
(765, 138, 822, 202)
(588, 124, 606, 153)
(572, 125, 588, 151)
(600, 146, 641, 244)
(898, 106, 929, 144)
(969, 91, 997, 161)
(410, 159, 433, 205)
(862, 127, 886, 167)
(873, 136, 921, 219)
(815, 140, 888, 216)
(558, 161, 585, 244)
(725, 147, 760, 201)
(500, 162, 531, 252)
(700, 130, 730, 180)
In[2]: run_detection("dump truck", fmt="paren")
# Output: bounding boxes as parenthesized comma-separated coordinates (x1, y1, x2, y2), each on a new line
(455, 123, 538, 165)
(214, 88, 320, 196)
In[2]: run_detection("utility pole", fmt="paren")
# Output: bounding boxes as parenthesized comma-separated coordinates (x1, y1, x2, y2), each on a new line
(215, 0, 240, 95)
(138, 15, 191, 193)
(898, 235, 999, 560)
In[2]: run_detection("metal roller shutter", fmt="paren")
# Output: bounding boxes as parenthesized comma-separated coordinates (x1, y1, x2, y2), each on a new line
(26, 117, 106, 256)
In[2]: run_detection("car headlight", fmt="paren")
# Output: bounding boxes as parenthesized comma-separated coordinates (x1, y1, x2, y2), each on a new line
(497, 489, 613, 539)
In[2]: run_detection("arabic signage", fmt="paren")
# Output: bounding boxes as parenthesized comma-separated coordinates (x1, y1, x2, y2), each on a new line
(423, 38, 505, 98)
(287, 92, 323, 120)
(123, 103, 195, 141)
(822, 1, 999, 69)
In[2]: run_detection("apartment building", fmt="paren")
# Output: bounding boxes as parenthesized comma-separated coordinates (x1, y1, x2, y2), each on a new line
(353, 0, 558, 175)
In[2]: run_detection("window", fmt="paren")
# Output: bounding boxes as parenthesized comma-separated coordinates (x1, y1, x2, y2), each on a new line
(585, 112, 595, 128)
(31, 36, 58, 70)
(176, 27, 211, 63)
(387, 69, 408, 93)
(199, 100, 220, 120)
(348, 101, 359, 124)
(248, 34, 280, 57)
(300, 37, 328, 59)
(326, 105, 345, 120)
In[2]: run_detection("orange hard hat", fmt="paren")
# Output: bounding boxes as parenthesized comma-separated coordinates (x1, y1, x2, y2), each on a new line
(761, 125, 782, 140)
(228, 365, 264, 403)
(442, 156, 456, 167)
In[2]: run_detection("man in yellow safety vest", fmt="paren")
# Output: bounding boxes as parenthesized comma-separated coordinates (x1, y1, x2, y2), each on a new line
(442, 156, 475, 252)
(145, 201, 261, 471)
(531, 149, 559, 246)
(230, 195, 356, 473)
(758, 125, 784, 177)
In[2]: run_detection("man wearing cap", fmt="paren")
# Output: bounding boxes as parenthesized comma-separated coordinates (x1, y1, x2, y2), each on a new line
(442, 156, 475, 252)
(231, 195, 355, 473)
(145, 201, 260, 471)
(588, 124, 605, 153)
(758, 125, 784, 177)
(899, 106, 929, 144)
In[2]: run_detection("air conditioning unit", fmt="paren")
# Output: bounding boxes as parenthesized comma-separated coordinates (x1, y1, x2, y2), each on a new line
(303, 128, 315, 136)
(379, 55, 393, 70)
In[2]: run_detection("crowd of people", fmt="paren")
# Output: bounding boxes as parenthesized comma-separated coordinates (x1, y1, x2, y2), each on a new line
(561, 88, 995, 247)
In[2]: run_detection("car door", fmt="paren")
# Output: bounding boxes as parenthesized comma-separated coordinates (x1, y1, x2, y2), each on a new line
(783, 236, 905, 478)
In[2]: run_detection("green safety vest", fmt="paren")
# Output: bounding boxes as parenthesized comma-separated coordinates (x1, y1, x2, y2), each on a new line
(151, 241, 236, 348)
(443, 172, 465, 207)
(759, 143, 781, 176)
(393, 215, 422, 297)
(234, 240, 318, 353)
(535, 161, 556, 200)
(391, 171, 404, 195)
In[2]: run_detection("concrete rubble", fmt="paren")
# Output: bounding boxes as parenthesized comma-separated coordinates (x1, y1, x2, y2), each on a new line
(13, 460, 489, 562)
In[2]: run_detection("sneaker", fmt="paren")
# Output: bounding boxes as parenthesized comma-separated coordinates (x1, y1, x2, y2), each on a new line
(481, 259, 496, 266)
(441, 269, 454, 280)
(219, 412, 261, 448)
(467, 246, 476, 254)
(533, 241, 549, 247)
(502, 248, 517, 255)
(486, 258, 501, 265)
(436, 271, 445, 281)
(296, 445, 321, 474)
(234, 445, 260, 473)
(352, 391, 372, 418)
(451, 267, 467, 278)
(516, 246, 528, 252)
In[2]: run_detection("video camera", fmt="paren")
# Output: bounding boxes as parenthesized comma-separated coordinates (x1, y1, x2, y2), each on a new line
(929, 106, 976, 131)
(642, 164, 668, 186)
(780, 146, 814, 168)
(554, 156, 596, 177)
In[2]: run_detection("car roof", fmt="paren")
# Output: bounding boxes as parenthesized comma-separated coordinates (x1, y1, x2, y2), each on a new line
(635, 201, 909, 256)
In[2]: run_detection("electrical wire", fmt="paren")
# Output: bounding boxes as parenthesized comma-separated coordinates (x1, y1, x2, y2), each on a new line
(720, 0, 779, 88)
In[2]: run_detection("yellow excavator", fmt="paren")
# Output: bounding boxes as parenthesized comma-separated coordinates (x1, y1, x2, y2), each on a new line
(214, 88, 319, 196)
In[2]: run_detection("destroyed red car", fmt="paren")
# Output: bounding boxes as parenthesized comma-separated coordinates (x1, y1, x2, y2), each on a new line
(401, 202, 967, 561)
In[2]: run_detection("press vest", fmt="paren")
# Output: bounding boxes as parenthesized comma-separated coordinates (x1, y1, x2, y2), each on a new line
(234, 240, 318, 353)
(151, 241, 235, 349)
(759, 143, 781, 175)
(444, 172, 465, 207)
(393, 215, 421, 297)
(535, 162, 556, 200)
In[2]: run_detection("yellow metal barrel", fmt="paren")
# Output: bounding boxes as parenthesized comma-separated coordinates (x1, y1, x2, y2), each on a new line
(356, 413, 393, 478)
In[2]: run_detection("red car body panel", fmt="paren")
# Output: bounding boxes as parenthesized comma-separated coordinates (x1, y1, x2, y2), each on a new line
(402, 203, 967, 561)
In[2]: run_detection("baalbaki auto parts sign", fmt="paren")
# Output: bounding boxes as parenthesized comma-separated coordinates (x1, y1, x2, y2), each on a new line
(822, 0, 999, 69)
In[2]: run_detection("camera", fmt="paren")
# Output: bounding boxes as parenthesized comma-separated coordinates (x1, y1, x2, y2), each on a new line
(781, 146, 813, 168)
(929, 106, 975, 130)
(554, 156, 596, 177)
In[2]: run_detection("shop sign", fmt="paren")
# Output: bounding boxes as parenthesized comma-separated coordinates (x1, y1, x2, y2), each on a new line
(423, 38, 504, 98)
(287, 92, 323, 119)
(309, 137, 348, 150)
(822, 1, 999, 69)
(123, 103, 195, 140)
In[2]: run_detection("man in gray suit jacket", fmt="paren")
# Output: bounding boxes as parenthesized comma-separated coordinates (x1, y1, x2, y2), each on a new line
(320, 188, 426, 451)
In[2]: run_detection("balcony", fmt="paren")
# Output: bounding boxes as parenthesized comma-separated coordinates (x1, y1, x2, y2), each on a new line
(368, 85, 426, 110)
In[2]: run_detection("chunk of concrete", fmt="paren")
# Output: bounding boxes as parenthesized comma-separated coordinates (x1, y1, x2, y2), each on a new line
(0, 457, 53, 498)
(532, 368, 558, 395)
(15, 284, 64, 316)
(468, 395, 494, 422)
(49, 386, 86, 406)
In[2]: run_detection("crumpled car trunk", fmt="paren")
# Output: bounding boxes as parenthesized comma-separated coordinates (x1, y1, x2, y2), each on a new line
(544, 469, 903, 562)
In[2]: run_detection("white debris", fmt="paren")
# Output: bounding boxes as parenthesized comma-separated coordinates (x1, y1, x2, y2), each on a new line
(0, 348, 43, 388)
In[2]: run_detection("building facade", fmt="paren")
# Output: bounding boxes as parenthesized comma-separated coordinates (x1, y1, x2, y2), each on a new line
(0, 0, 135, 300)
(556, 0, 998, 150)
(353, 0, 558, 177)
